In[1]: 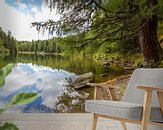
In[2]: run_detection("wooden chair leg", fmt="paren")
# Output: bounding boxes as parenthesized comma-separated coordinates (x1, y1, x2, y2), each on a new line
(92, 113, 98, 130)
(121, 121, 127, 130)
(141, 90, 152, 130)
(157, 91, 163, 114)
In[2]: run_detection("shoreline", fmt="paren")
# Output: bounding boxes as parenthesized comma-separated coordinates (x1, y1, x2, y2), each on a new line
(18, 51, 62, 56)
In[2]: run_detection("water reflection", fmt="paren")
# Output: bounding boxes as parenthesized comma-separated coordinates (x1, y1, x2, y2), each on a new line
(0, 54, 126, 113)
(55, 85, 89, 113)
(0, 63, 80, 112)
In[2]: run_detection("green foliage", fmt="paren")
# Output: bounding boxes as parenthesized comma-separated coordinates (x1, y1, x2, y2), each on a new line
(0, 92, 38, 113)
(0, 64, 14, 88)
(16, 0, 163, 64)
(106, 0, 124, 12)
(34, 0, 162, 41)
(0, 27, 17, 55)
(16, 31, 141, 61)
(31, 0, 163, 64)
(17, 39, 58, 54)
(0, 123, 19, 130)
(10, 92, 38, 105)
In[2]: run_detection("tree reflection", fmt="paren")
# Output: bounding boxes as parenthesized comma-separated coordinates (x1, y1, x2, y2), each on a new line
(54, 84, 89, 113)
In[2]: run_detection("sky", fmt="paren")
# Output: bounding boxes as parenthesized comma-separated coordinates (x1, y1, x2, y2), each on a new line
(0, 0, 60, 41)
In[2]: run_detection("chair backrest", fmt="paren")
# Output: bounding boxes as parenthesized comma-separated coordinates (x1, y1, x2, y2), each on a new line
(123, 68, 163, 107)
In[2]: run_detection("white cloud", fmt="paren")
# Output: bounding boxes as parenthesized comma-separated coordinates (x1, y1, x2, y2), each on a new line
(31, 7, 38, 14)
(17, 2, 27, 10)
(0, 0, 60, 41)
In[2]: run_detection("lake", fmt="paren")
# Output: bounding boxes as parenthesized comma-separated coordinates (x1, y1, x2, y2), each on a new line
(0, 54, 125, 113)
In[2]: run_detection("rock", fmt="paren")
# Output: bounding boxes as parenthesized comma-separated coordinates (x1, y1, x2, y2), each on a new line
(70, 72, 94, 89)
(103, 62, 110, 66)
(124, 67, 134, 70)
(101, 73, 108, 77)
(114, 60, 120, 64)
(105, 59, 114, 63)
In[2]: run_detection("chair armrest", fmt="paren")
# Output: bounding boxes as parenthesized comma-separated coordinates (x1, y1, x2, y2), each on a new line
(137, 86, 163, 92)
(87, 83, 115, 89)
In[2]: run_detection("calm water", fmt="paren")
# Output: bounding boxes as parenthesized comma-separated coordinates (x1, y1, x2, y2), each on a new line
(0, 54, 125, 113)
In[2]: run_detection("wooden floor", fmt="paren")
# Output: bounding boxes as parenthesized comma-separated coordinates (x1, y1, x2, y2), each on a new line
(0, 113, 139, 130)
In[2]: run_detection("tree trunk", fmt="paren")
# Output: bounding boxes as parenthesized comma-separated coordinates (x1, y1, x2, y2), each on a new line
(139, 0, 162, 67)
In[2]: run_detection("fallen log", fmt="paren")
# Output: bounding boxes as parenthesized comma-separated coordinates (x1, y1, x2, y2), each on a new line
(69, 72, 94, 89)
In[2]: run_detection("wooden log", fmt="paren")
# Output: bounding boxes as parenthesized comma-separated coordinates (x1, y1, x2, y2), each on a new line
(70, 72, 94, 89)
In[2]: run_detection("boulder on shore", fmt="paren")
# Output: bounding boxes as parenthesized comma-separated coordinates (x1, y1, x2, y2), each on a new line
(69, 72, 94, 89)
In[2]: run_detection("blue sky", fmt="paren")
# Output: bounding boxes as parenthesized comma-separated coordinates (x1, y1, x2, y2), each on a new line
(5, 0, 42, 7)
(5, 0, 42, 15)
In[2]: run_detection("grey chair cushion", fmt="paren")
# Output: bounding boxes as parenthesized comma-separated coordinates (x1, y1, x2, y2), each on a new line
(85, 100, 163, 123)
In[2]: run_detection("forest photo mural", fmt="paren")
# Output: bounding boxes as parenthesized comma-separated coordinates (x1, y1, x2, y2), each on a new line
(0, 0, 162, 130)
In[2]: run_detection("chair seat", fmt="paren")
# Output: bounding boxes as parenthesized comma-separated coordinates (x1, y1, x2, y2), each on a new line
(85, 100, 163, 123)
